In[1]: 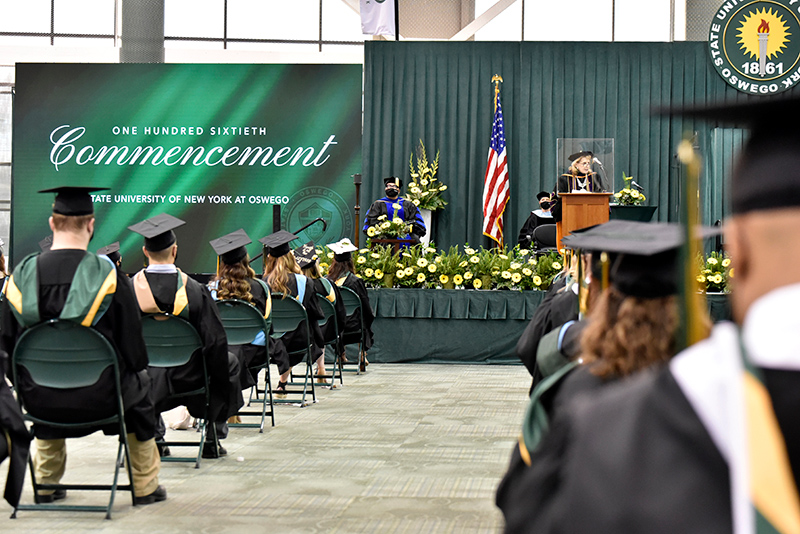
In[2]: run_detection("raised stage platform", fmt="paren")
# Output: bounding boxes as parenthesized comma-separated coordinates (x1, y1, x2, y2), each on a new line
(365, 289, 731, 365)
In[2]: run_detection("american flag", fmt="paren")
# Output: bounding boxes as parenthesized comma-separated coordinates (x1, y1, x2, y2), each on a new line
(482, 90, 509, 247)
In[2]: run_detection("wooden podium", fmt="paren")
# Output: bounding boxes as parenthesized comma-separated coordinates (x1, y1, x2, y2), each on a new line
(556, 192, 612, 250)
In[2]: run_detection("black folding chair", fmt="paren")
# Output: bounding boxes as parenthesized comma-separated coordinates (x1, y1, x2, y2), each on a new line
(216, 299, 274, 431)
(11, 319, 135, 519)
(533, 224, 558, 256)
(337, 286, 367, 375)
(316, 295, 342, 387)
(270, 293, 316, 406)
(141, 313, 210, 468)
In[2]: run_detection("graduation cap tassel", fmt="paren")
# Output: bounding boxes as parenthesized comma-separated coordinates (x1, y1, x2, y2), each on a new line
(676, 138, 708, 351)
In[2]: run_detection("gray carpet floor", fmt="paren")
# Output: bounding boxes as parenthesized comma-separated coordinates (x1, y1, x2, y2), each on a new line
(1, 363, 531, 533)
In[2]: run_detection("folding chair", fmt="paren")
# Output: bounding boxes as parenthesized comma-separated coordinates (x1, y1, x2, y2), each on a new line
(140, 313, 210, 468)
(11, 319, 135, 519)
(216, 299, 274, 431)
(337, 286, 367, 375)
(316, 295, 342, 388)
(270, 293, 315, 406)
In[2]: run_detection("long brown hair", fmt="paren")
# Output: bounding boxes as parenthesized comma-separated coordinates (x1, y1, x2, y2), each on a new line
(580, 286, 710, 379)
(212, 257, 255, 303)
(326, 257, 354, 283)
(262, 253, 300, 297)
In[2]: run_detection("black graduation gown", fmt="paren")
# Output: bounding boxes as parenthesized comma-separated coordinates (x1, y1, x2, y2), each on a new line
(0, 249, 155, 441)
(498, 368, 733, 534)
(515, 279, 577, 388)
(517, 211, 553, 249)
(269, 274, 325, 373)
(551, 172, 599, 222)
(310, 277, 347, 352)
(223, 278, 286, 390)
(0, 354, 31, 507)
(363, 196, 426, 240)
(338, 272, 375, 351)
(141, 270, 240, 422)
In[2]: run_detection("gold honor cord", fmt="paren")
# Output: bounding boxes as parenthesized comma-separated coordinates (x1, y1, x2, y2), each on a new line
(676, 139, 707, 350)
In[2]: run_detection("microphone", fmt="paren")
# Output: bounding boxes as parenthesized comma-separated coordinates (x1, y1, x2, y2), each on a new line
(592, 157, 604, 166)
(630, 180, 645, 192)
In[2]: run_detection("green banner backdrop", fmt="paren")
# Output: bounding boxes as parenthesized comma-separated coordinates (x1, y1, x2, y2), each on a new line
(362, 41, 798, 250)
(12, 63, 362, 273)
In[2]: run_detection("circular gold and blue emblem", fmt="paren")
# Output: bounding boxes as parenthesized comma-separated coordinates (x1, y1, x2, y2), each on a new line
(709, 0, 800, 95)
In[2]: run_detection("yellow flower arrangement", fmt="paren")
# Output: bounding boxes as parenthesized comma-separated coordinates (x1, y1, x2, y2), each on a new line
(406, 140, 448, 211)
(473, 278, 483, 289)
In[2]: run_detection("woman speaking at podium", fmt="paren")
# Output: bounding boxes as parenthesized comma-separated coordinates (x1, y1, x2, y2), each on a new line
(551, 151, 601, 222)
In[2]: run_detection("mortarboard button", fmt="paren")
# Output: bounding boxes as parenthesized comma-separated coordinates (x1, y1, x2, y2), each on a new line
(258, 230, 298, 258)
(210, 229, 251, 265)
(128, 213, 185, 251)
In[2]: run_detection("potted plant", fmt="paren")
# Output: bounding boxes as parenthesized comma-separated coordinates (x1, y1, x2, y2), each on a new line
(610, 172, 657, 222)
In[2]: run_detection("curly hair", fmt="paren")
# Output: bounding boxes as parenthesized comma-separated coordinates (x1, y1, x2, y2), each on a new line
(212, 257, 255, 303)
(262, 253, 300, 298)
(326, 257, 354, 283)
(580, 286, 710, 379)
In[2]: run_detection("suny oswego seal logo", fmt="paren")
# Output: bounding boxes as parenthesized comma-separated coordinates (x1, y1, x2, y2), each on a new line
(709, 0, 800, 95)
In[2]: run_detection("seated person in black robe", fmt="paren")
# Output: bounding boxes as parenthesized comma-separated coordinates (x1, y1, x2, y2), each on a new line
(1, 186, 164, 504)
(208, 229, 284, 392)
(129, 213, 240, 459)
(517, 192, 554, 249)
(497, 221, 714, 528)
(363, 176, 427, 243)
(259, 230, 326, 396)
(294, 241, 346, 385)
(326, 238, 375, 372)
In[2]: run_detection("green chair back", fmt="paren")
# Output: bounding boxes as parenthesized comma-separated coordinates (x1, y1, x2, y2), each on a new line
(141, 314, 202, 368)
(216, 299, 269, 345)
(11, 319, 134, 519)
(338, 286, 362, 318)
(316, 295, 338, 345)
(270, 293, 309, 336)
(14, 319, 118, 389)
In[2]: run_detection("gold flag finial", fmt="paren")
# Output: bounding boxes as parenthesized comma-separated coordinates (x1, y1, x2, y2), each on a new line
(491, 74, 503, 112)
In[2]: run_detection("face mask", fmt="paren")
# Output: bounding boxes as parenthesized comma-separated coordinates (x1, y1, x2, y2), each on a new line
(385, 188, 399, 198)
(539, 200, 551, 210)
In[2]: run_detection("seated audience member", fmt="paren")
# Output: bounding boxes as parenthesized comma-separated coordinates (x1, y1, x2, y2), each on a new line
(293, 241, 346, 384)
(97, 241, 124, 273)
(497, 221, 713, 526)
(500, 96, 800, 534)
(517, 192, 553, 249)
(326, 238, 375, 372)
(259, 230, 326, 397)
(1, 186, 164, 504)
(209, 229, 282, 392)
(129, 214, 240, 459)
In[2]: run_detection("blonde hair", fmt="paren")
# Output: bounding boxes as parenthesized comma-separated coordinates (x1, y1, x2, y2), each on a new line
(569, 155, 592, 175)
(262, 253, 301, 297)
(51, 213, 93, 232)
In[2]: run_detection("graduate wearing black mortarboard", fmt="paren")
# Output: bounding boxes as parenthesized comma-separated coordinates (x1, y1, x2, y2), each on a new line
(1, 186, 166, 505)
(129, 214, 241, 459)
(362, 176, 427, 243)
(209, 229, 282, 391)
(259, 230, 326, 395)
(293, 241, 346, 383)
(499, 95, 800, 534)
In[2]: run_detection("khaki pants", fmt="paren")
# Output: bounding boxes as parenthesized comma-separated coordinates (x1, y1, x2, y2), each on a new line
(34, 435, 161, 497)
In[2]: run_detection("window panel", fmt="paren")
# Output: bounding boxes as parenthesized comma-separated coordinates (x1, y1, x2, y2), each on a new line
(53, 37, 115, 47)
(523, 0, 613, 41)
(165, 0, 224, 38)
(475, 0, 522, 41)
(614, 0, 671, 42)
(322, 0, 368, 42)
(54, 0, 114, 35)
(228, 0, 318, 41)
(165, 38, 225, 50)
(0, 2, 51, 33)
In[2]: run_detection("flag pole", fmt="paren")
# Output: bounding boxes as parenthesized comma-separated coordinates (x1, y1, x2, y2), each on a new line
(394, 0, 399, 41)
(491, 74, 503, 112)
